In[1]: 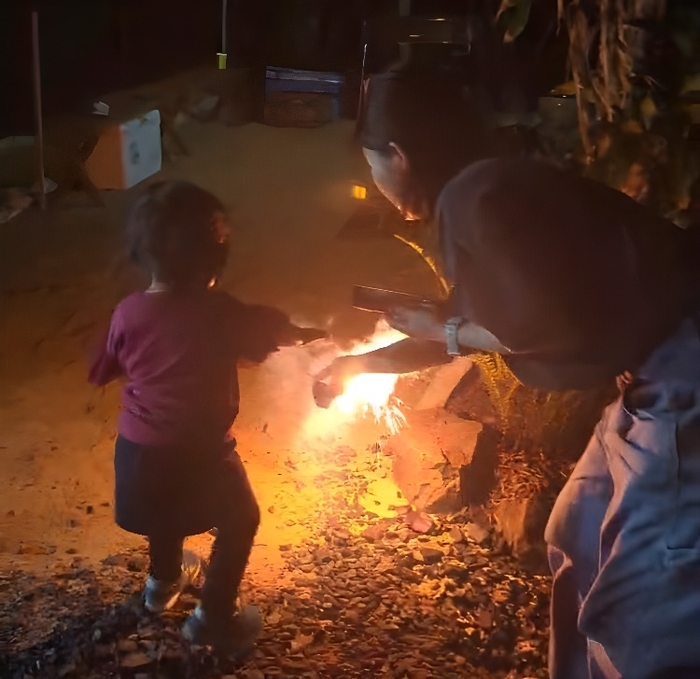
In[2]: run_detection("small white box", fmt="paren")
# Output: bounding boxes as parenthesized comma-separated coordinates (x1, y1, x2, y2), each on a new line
(84, 109, 162, 190)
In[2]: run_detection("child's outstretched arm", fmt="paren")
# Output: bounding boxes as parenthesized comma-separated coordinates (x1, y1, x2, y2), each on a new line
(233, 301, 326, 365)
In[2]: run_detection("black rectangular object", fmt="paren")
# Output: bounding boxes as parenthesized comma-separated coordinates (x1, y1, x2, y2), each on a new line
(352, 284, 442, 314)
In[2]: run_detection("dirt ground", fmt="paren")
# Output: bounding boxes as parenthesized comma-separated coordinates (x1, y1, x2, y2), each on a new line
(0, 80, 555, 678)
(0, 110, 441, 584)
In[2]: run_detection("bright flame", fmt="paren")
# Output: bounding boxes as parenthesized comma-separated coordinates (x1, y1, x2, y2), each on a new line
(332, 321, 407, 435)
(335, 373, 406, 434)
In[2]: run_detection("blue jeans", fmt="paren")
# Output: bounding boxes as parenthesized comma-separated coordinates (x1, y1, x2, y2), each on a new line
(546, 317, 700, 679)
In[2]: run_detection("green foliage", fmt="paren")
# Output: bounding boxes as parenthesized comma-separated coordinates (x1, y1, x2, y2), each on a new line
(496, 0, 534, 43)
(468, 351, 520, 423)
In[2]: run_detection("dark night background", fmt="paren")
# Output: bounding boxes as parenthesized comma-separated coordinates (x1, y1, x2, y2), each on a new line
(1, 0, 699, 139)
(0, 0, 577, 139)
(0, 0, 369, 138)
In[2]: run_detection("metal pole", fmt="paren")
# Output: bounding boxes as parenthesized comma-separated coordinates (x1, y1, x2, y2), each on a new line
(31, 11, 46, 210)
(357, 20, 368, 121)
(218, 0, 228, 69)
(222, 0, 228, 53)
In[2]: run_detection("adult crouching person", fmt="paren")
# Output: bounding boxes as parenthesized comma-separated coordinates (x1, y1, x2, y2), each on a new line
(317, 69, 700, 678)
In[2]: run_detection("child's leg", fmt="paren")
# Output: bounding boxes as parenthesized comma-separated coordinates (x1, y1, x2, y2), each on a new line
(200, 453, 260, 620)
(200, 507, 259, 619)
(144, 534, 186, 613)
(149, 534, 184, 583)
(183, 451, 261, 652)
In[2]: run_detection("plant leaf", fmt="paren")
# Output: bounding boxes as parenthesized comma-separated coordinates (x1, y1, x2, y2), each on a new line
(496, 0, 533, 43)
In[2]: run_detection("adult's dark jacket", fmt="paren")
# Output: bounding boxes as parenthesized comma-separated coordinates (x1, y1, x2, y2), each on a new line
(437, 158, 700, 391)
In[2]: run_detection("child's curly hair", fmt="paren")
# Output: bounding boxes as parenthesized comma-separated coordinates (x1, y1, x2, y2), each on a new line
(127, 181, 231, 289)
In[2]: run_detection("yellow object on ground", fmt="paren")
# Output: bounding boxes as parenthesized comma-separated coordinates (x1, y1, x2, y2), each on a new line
(352, 184, 368, 200)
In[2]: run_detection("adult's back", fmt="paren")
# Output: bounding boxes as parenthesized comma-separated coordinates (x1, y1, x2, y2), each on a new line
(438, 157, 700, 389)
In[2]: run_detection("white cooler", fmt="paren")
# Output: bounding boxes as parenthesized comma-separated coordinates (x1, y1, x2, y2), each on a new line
(84, 109, 162, 190)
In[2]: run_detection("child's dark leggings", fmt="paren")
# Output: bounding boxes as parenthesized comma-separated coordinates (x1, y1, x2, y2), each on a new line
(148, 507, 258, 621)
(115, 436, 260, 620)
(150, 472, 259, 619)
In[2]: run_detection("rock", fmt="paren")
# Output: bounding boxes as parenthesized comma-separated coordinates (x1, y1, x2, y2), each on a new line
(314, 548, 332, 563)
(17, 542, 56, 555)
(419, 547, 444, 565)
(460, 426, 500, 505)
(414, 358, 475, 410)
(290, 632, 315, 653)
(449, 526, 463, 543)
(409, 670, 431, 679)
(94, 644, 113, 659)
(476, 608, 493, 628)
(361, 519, 392, 543)
(387, 408, 482, 514)
(103, 553, 133, 569)
(492, 495, 551, 572)
(463, 522, 490, 545)
(120, 651, 153, 670)
(118, 639, 139, 653)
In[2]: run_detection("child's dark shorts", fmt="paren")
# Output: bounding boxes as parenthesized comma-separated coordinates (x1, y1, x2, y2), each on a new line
(114, 435, 256, 537)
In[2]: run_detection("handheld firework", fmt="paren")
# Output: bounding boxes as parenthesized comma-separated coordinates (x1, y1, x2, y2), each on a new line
(312, 285, 445, 409)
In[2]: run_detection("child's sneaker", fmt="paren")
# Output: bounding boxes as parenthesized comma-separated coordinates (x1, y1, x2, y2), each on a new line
(143, 550, 205, 613)
(182, 604, 262, 658)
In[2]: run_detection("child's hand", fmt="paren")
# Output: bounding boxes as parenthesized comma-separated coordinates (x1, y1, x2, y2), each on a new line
(312, 355, 365, 408)
(279, 325, 328, 347)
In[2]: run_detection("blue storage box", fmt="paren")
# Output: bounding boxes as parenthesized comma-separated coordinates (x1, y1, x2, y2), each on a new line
(265, 67, 344, 119)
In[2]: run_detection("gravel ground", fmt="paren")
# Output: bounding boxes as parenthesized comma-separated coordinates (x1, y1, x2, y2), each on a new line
(1, 451, 550, 679)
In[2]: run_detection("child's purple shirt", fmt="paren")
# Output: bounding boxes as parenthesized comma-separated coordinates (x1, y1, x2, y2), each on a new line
(89, 289, 287, 446)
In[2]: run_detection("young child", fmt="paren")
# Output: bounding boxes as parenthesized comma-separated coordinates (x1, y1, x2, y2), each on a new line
(89, 181, 318, 655)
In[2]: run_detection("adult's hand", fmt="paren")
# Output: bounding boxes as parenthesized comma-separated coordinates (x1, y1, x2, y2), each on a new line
(278, 325, 327, 347)
(385, 305, 444, 342)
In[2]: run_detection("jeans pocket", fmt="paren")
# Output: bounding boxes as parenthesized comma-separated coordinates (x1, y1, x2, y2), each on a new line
(620, 382, 700, 553)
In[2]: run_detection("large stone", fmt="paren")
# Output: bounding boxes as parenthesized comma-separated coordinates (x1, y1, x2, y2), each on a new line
(492, 495, 551, 573)
(395, 358, 474, 411)
(414, 358, 474, 411)
(386, 408, 482, 514)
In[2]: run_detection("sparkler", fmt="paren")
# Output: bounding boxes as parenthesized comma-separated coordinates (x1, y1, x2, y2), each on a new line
(332, 321, 408, 435)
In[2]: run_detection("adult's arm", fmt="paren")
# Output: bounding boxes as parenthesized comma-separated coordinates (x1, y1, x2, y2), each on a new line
(385, 305, 510, 354)
(346, 337, 452, 374)
(313, 338, 451, 403)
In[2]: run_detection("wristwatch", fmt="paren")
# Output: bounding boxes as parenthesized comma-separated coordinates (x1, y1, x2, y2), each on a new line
(444, 317, 464, 357)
